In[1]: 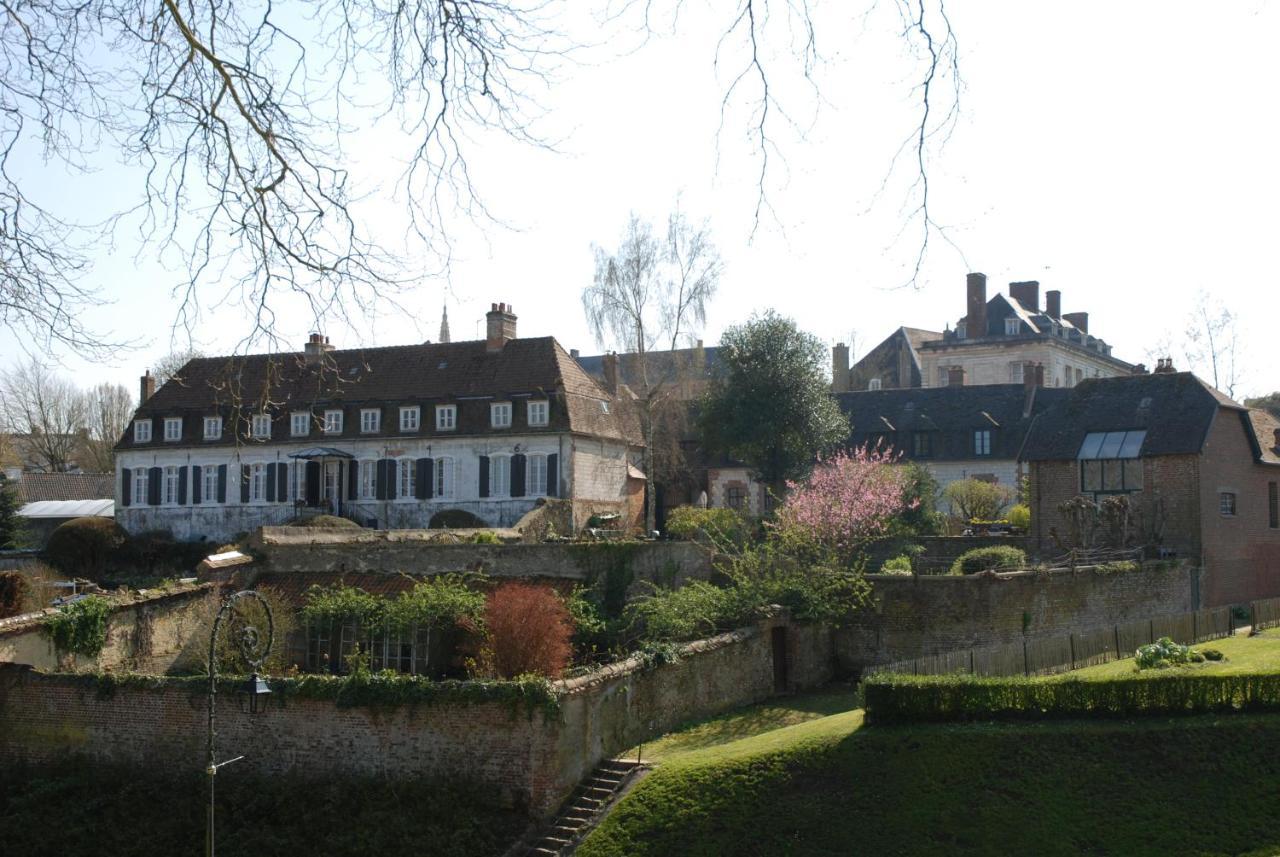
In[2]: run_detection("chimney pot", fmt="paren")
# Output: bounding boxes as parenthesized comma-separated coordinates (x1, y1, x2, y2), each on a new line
(140, 370, 156, 403)
(486, 301, 518, 352)
(304, 332, 336, 366)
(965, 273, 988, 339)
(1009, 281, 1040, 312)
(1045, 290, 1061, 319)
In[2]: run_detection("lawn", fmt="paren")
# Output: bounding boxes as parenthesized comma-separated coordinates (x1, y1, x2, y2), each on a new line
(581, 685, 1280, 857)
(1062, 628, 1280, 680)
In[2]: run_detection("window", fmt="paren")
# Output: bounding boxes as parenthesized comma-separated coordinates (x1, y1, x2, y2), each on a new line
(370, 624, 421, 674)
(912, 432, 933, 458)
(435, 457, 455, 499)
(527, 400, 549, 426)
(1004, 318, 1020, 335)
(400, 406, 420, 432)
(974, 430, 992, 456)
(436, 405, 456, 431)
(164, 418, 182, 441)
(1220, 492, 1237, 517)
(359, 460, 376, 500)
(867, 378, 882, 391)
(291, 412, 310, 437)
(163, 465, 179, 505)
(323, 409, 343, 434)
(203, 466, 219, 504)
(133, 419, 152, 443)
(360, 408, 381, 433)
(726, 484, 746, 510)
(1078, 430, 1146, 495)
(203, 417, 222, 440)
(1270, 482, 1278, 529)
(290, 461, 305, 502)
(133, 469, 148, 505)
(936, 367, 950, 387)
(250, 462, 266, 502)
(491, 402, 512, 428)
(398, 458, 416, 499)
(528, 454, 548, 496)
(306, 623, 332, 673)
(1008, 362, 1025, 383)
(251, 413, 271, 439)
(490, 455, 510, 497)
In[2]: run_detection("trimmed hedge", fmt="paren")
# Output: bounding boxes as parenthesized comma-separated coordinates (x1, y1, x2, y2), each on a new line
(863, 672, 1280, 724)
(949, 545, 1025, 575)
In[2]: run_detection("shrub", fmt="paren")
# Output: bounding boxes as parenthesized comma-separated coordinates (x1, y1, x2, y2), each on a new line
(664, 506, 749, 547)
(44, 517, 128, 581)
(1202, 649, 1225, 661)
(623, 580, 749, 642)
(1097, 561, 1139, 574)
(950, 546, 1026, 575)
(480, 582, 573, 679)
(888, 462, 941, 537)
(1007, 503, 1031, 531)
(1136, 637, 1194, 670)
(44, 595, 114, 657)
(470, 530, 500, 544)
(880, 555, 913, 575)
(942, 478, 1014, 523)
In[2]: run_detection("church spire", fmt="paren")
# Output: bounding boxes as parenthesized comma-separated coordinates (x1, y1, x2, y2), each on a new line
(439, 302, 451, 343)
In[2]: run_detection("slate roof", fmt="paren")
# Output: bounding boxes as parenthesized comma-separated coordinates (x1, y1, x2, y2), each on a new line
(576, 346, 721, 392)
(118, 337, 642, 450)
(838, 384, 1069, 461)
(1020, 372, 1242, 461)
(9, 472, 115, 503)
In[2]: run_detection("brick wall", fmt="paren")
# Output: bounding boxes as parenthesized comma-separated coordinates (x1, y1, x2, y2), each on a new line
(835, 563, 1198, 671)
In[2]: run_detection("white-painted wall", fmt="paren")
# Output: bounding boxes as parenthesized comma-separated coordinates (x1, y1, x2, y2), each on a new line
(920, 339, 1127, 389)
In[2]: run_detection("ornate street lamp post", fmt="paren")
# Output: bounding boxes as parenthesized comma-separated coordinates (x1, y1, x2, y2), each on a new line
(206, 589, 275, 857)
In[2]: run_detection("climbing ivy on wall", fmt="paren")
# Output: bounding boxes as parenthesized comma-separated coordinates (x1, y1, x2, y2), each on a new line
(568, 542, 640, 619)
(43, 595, 113, 657)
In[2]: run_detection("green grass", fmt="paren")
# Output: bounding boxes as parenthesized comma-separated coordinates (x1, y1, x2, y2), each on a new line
(1064, 630, 1280, 680)
(581, 696, 1280, 856)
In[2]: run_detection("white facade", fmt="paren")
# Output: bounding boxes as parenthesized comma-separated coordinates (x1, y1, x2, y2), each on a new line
(919, 340, 1128, 390)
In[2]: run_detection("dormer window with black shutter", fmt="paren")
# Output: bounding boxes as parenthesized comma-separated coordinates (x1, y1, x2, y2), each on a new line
(1078, 430, 1145, 496)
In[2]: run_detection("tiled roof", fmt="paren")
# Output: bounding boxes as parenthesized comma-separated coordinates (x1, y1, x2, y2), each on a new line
(576, 346, 721, 389)
(119, 337, 642, 449)
(11, 472, 115, 503)
(1020, 372, 1230, 461)
(1246, 409, 1280, 466)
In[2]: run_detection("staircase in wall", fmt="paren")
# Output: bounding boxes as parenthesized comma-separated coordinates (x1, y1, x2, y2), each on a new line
(522, 759, 640, 856)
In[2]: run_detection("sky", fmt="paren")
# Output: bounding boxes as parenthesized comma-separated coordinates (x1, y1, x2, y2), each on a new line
(4, 1, 1278, 400)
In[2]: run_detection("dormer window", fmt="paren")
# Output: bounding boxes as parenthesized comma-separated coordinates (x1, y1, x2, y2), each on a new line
(400, 406, 420, 432)
(164, 417, 182, 441)
(867, 378, 882, 391)
(491, 402, 512, 429)
(133, 419, 152, 443)
(527, 400, 549, 427)
(291, 412, 310, 436)
(251, 413, 271, 440)
(203, 417, 222, 440)
(323, 409, 343, 434)
(1004, 318, 1020, 335)
(360, 408, 381, 433)
(436, 405, 456, 431)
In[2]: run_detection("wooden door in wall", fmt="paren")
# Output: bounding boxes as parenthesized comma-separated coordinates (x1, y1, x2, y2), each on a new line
(771, 627, 789, 694)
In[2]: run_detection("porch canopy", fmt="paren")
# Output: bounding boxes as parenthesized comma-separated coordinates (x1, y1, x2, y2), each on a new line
(288, 447, 354, 460)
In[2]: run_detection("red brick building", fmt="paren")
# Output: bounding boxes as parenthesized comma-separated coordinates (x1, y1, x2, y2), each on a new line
(1022, 371, 1280, 606)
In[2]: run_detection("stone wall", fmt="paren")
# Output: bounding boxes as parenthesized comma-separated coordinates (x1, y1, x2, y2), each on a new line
(0, 583, 216, 673)
(836, 563, 1198, 671)
(0, 613, 833, 817)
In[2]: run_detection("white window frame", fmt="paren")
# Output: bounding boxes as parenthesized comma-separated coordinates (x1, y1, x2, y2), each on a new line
(491, 402, 512, 429)
(399, 406, 420, 432)
(867, 378, 882, 391)
(203, 417, 222, 440)
(290, 461, 306, 502)
(1004, 318, 1020, 335)
(249, 462, 266, 503)
(133, 469, 148, 505)
(435, 456, 454, 499)
(359, 460, 376, 500)
(163, 465, 180, 505)
(203, 466, 219, 505)
(291, 412, 310, 437)
(527, 400, 549, 427)
(360, 408, 381, 434)
(251, 413, 271, 440)
(436, 405, 456, 431)
(133, 420, 152, 443)
(323, 409, 343, 434)
(164, 417, 182, 442)
(490, 454, 510, 497)
(528, 453, 547, 496)
(398, 458, 416, 500)
(974, 430, 992, 456)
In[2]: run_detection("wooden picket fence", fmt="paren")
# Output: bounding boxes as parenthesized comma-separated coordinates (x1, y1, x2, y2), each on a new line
(870, 602, 1247, 678)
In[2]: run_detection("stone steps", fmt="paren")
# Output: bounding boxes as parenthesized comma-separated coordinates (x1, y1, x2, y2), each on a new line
(521, 759, 640, 856)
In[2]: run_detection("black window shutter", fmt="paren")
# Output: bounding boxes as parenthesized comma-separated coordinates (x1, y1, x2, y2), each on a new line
(177, 466, 188, 505)
(147, 467, 161, 505)
(266, 463, 277, 502)
(217, 465, 227, 503)
(478, 455, 490, 498)
(415, 458, 430, 500)
(510, 453, 526, 497)
(547, 454, 558, 497)
(277, 462, 289, 502)
(375, 459, 389, 501)
(348, 461, 359, 500)
(305, 461, 321, 506)
(240, 464, 251, 503)
(192, 465, 202, 504)
(120, 468, 131, 507)
(424, 458, 435, 499)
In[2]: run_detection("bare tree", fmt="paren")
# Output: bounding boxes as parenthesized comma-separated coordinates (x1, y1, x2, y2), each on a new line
(83, 383, 135, 473)
(152, 349, 207, 387)
(0, 360, 89, 472)
(1184, 292, 1241, 398)
(584, 208, 722, 531)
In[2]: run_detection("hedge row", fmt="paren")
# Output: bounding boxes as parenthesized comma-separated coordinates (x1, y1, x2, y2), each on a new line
(862, 672, 1280, 724)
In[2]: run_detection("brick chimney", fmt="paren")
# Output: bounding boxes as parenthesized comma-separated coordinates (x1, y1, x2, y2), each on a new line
(947, 366, 965, 387)
(304, 332, 336, 366)
(1045, 290, 1061, 319)
(139, 370, 156, 403)
(1154, 357, 1177, 374)
(602, 352, 618, 394)
(486, 302, 518, 352)
(1063, 312, 1089, 334)
(1022, 362, 1045, 391)
(1009, 281, 1040, 312)
(832, 343, 850, 393)
(965, 273, 988, 339)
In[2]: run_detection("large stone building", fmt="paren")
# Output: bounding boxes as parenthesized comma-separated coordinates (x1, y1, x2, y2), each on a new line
(114, 304, 644, 542)
(834, 273, 1136, 392)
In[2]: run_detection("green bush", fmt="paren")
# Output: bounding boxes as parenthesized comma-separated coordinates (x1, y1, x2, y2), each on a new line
(44, 595, 114, 657)
(1202, 648, 1226, 662)
(43, 517, 128, 581)
(942, 478, 1014, 522)
(470, 530, 500, 544)
(1096, 561, 1139, 574)
(949, 545, 1026, 575)
(1007, 503, 1031, 531)
(664, 506, 749, 547)
(624, 581, 751, 642)
(863, 671, 1280, 724)
(1136, 636, 1194, 670)
(880, 555, 913, 575)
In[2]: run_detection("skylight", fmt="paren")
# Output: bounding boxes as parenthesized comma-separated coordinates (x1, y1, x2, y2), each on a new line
(1077, 430, 1146, 460)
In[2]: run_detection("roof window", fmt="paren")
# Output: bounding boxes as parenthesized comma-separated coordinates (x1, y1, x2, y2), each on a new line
(1077, 430, 1146, 460)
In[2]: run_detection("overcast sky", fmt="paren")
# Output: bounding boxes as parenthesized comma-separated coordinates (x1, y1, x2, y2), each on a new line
(5, 1, 1277, 400)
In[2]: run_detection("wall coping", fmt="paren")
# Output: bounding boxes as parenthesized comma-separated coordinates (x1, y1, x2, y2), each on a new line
(864, 563, 1193, 584)
(0, 581, 213, 639)
(554, 625, 762, 695)
(256, 526, 524, 546)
